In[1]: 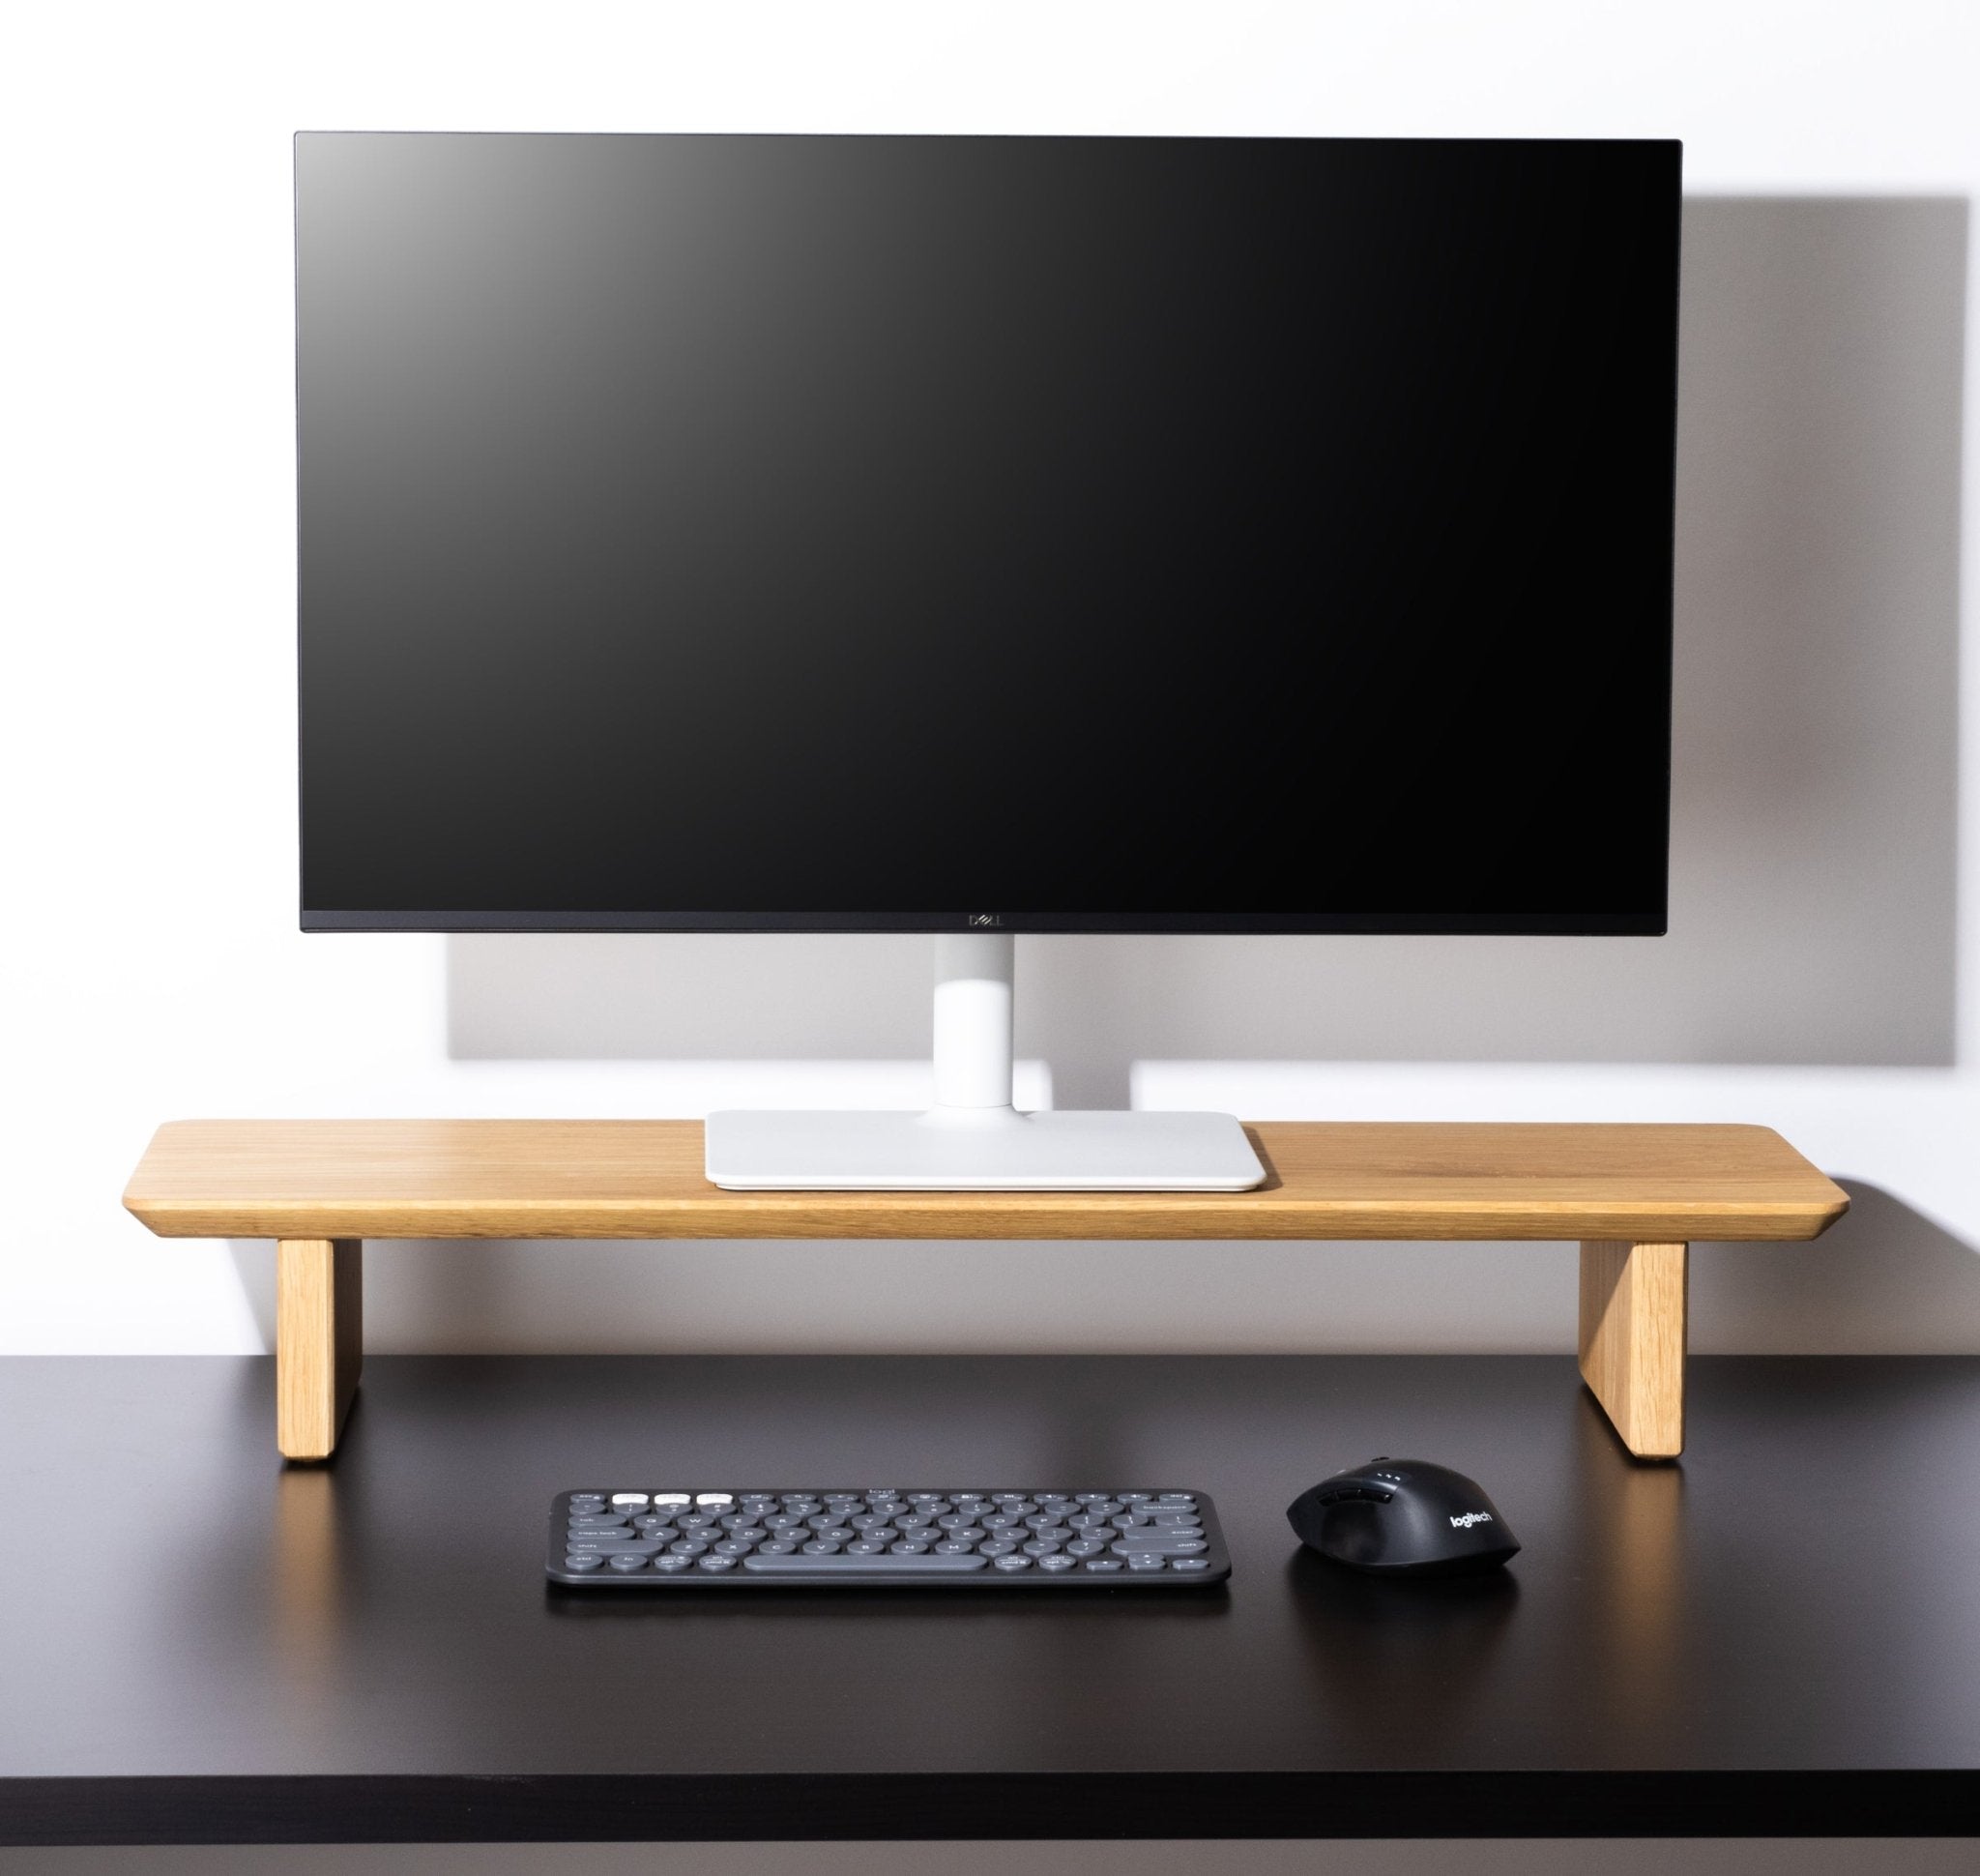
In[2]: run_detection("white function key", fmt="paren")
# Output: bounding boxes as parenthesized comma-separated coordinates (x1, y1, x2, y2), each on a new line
(654, 1493, 691, 1508)
(696, 1493, 735, 1508)
(611, 1493, 651, 1508)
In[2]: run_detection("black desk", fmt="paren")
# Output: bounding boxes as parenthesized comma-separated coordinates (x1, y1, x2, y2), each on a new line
(2, 1356, 1976, 1844)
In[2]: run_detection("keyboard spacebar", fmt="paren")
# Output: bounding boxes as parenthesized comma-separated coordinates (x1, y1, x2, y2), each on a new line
(742, 1553, 990, 1574)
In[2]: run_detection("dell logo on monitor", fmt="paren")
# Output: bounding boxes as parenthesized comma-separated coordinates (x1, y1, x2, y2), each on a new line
(968, 913, 1003, 927)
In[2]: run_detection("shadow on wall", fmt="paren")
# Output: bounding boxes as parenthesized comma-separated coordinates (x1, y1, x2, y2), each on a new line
(447, 196, 1965, 1085)
(224, 1185, 1980, 1357)
(1693, 1182, 1980, 1355)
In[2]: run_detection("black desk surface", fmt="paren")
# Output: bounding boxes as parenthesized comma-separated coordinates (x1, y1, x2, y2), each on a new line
(2, 1355, 1977, 1844)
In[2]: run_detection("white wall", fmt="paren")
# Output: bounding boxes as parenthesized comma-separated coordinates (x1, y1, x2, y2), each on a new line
(6, 0, 1978, 1358)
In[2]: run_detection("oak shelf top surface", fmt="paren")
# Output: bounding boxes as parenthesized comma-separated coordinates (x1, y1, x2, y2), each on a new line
(124, 1119, 1849, 1243)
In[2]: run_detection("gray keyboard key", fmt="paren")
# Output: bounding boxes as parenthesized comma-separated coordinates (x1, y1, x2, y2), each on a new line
(698, 1555, 738, 1571)
(713, 1539, 754, 1556)
(978, 1540, 1017, 1558)
(1111, 1538, 1208, 1556)
(1065, 1539, 1109, 1558)
(888, 1540, 932, 1555)
(562, 1554, 603, 1572)
(1127, 1555, 1167, 1570)
(1083, 1559, 1124, 1572)
(801, 1540, 843, 1555)
(1038, 1553, 1077, 1571)
(1171, 1558, 1212, 1571)
(756, 1539, 798, 1554)
(743, 1553, 990, 1574)
(652, 1555, 692, 1572)
(608, 1553, 651, 1571)
(668, 1539, 710, 1557)
(993, 1555, 1033, 1571)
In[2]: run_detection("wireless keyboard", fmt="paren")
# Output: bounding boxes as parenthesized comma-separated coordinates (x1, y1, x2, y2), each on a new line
(548, 1486, 1231, 1588)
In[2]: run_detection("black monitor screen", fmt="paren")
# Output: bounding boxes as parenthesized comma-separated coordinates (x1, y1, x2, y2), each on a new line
(296, 133, 1678, 932)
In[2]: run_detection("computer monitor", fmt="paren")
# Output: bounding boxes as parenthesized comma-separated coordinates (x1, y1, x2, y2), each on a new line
(295, 132, 1680, 1190)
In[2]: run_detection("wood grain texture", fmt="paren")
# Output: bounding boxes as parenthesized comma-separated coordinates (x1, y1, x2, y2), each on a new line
(1579, 1239, 1688, 1460)
(275, 1238, 362, 1461)
(125, 1120, 1849, 1244)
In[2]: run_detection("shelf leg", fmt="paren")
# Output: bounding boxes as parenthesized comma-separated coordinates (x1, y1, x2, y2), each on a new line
(1579, 1240, 1687, 1460)
(276, 1238, 364, 1461)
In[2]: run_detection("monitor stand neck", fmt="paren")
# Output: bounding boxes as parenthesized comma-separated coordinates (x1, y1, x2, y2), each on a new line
(701, 933, 1265, 1190)
(926, 933, 1021, 1127)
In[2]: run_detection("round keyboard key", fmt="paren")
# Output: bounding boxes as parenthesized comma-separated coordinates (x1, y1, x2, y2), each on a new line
(1170, 1559, 1212, 1571)
(1038, 1553, 1077, 1571)
(889, 1540, 931, 1555)
(894, 1513, 935, 1532)
(608, 1552, 651, 1571)
(1083, 1559, 1124, 1572)
(934, 1539, 975, 1555)
(756, 1539, 798, 1555)
(1023, 1513, 1063, 1531)
(1128, 1555, 1167, 1570)
(653, 1494, 692, 1508)
(695, 1494, 734, 1508)
(851, 1513, 892, 1531)
(993, 1554, 1033, 1571)
(668, 1539, 710, 1557)
(846, 1539, 890, 1555)
(801, 1539, 843, 1555)
(611, 1493, 650, 1508)
(1022, 1539, 1063, 1557)
(698, 1554, 738, 1571)
(1065, 1539, 1109, 1559)
(980, 1514, 1022, 1532)
(977, 1540, 1017, 1558)
(714, 1539, 754, 1556)
(562, 1554, 603, 1572)
(652, 1555, 692, 1572)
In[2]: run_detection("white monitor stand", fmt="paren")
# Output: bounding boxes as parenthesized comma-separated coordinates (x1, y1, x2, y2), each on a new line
(704, 933, 1267, 1191)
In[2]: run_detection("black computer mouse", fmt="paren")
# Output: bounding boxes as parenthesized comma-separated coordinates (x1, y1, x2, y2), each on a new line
(1287, 1458, 1520, 1577)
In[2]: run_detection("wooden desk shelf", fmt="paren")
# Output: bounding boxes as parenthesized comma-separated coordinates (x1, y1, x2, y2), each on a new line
(123, 1119, 1849, 1463)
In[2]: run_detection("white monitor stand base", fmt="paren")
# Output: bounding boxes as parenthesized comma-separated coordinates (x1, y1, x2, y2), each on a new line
(704, 934, 1267, 1192)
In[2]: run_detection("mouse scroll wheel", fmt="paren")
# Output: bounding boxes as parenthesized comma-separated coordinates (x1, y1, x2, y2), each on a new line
(1320, 1486, 1394, 1505)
